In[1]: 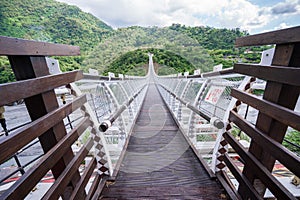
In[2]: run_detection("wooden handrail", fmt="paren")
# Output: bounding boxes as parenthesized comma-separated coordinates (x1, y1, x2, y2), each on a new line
(0, 117, 91, 200)
(231, 89, 300, 131)
(0, 70, 83, 106)
(0, 36, 80, 56)
(223, 132, 296, 200)
(0, 95, 86, 164)
(234, 63, 300, 86)
(0, 35, 108, 199)
(42, 139, 94, 199)
(217, 26, 300, 199)
(235, 26, 300, 47)
(229, 111, 300, 178)
(222, 154, 262, 200)
(69, 158, 97, 200)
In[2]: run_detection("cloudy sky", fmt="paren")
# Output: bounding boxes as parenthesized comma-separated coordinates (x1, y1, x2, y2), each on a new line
(57, 0, 299, 34)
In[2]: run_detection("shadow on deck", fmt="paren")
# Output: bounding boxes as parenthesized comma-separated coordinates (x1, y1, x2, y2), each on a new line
(100, 84, 225, 199)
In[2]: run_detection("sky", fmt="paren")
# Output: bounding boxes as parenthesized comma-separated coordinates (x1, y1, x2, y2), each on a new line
(56, 0, 300, 34)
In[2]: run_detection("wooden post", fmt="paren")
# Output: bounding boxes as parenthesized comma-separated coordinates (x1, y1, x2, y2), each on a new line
(239, 43, 300, 197)
(8, 55, 85, 199)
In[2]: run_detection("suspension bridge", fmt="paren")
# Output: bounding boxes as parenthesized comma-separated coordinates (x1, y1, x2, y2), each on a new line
(0, 26, 299, 199)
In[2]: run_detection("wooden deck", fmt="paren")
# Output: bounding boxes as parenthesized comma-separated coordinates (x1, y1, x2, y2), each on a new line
(100, 84, 224, 199)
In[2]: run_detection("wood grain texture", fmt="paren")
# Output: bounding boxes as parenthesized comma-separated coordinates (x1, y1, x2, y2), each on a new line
(42, 139, 94, 200)
(215, 171, 240, 200)
(235, 26, 300, 47)
(86, 174, 102, 200)
(0, 117, 91, 200)
(234, 63, 300, 86)
(231, 89, 300, 130)
(223, 132, 296, 200)
(229, 111, 300, 178)
(0, 36, 80, 56)
(222, 154, 262, 200)
(70, 158, 97, 200)
(237, 43, 300, 197)
(101, 84, 224, 199)
(9, 56, 83, 198)
(0, 95, 86, 164)
(0, 70, 83, 106)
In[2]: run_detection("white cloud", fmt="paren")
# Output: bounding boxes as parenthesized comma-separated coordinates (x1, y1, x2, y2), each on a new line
(57, 0, 300, 33)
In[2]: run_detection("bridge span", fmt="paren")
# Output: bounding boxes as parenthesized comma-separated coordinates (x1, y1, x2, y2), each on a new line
(100, 83, 224, 199)
(0, 26, 300, 199)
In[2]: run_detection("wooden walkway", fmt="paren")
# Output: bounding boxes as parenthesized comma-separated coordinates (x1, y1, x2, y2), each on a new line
(100, 84, 224, 199)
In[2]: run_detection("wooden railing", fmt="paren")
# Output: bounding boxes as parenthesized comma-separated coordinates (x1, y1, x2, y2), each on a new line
(0, 36, 109, 199)
(216, 26, 300, 199)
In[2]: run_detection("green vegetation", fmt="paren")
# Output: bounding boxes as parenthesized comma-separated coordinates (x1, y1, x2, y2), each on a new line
(86, 24, 268, 75)
(252, 89, 264, 96)
(83, 26, 215, 75)
(169, 24, 269, 68)
(231, 126, 250, 142)
(0, 57, 14, 83)
(0, 0, 269, 82)
(104, 48, 197, 76)
(0, 0, 112, 83)
(197, 134, 216, 142)
(104, 49, 149, 76)
(169, 24, 247, 50)
(283, 130, 300, 156)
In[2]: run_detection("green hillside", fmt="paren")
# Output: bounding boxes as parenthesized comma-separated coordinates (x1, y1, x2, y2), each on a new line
(0, 0, 112, 83)
(0, 0, 265, 82)
(104, 48, 197, 76)
(169, 24, 268, 68)
(87, 25, 265, 76)
(83, 26, 215, 75)
(0, 0, 112, 49)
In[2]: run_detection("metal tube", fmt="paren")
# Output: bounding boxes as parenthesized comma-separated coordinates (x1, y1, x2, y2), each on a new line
(159, 84, 224, 129)
(99, 84, 147, 132)
(201, 68, 234, 78)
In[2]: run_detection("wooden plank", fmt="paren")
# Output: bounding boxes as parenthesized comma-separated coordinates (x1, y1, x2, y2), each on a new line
(0, 117, 91, 200)
(229, 111, 300, 178)
(42, 139, 94, 200)
(222, 154, 263, 200)
(234, 63, 300, 86)
(0, 95, 86, 164)
(0, 36, 80, 56)
(70, 158, 97, 200)
(157, 84, 216, 178)
(235, 26, 300, 47)
(0, 70, 83, 107)
(9, 55, 83, 198)
(240, 44, 300, 195)
(231, 89, 300, 130)
(223, 131, 296, 199)
(101, 84, 223, 199)
(110, 83, 147, 180)
(86, 173, 101, 200)
(91, 176, 109, 200)
(215, 171, 240, 200)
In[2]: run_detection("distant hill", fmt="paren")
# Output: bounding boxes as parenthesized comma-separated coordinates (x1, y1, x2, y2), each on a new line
(0, 0, 112, 83)
(0, 0, 265, 82)
(84, 25, 265, 76)
(0, 0, 112, 50)
(82, 26, 216, 75)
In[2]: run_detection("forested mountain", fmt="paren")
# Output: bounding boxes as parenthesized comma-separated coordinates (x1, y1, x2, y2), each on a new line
(169, 24, 267, 69)
(0, 0, 112, 49)
(0, 0, 112, 83)
(0, 0, 265, 82)
(82, 26, 215, 75)
(90, 25, 265, 76)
